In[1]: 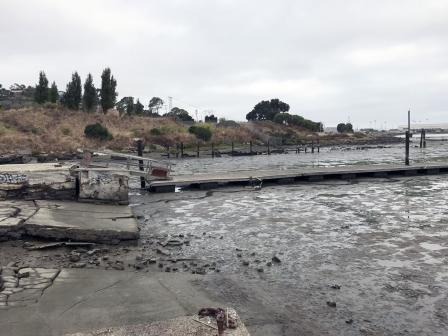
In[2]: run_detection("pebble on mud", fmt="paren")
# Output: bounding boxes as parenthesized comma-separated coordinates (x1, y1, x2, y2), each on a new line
(330, 284, 341, 290)
(326, 301, 337, 308)
(69, 253, 81, 262)
(257, 267, 264, 273)
(242, 260, 250, 266)
(272, 255, 281, 263)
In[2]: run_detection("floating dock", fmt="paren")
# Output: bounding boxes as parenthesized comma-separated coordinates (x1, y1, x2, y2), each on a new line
(148, 162, 448, 192)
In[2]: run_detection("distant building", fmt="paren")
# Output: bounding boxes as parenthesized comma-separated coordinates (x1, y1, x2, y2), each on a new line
(324, 126, 338, 133)
(397, 123, 448, 132)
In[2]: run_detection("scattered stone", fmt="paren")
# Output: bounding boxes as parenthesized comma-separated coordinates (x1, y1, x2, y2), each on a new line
(112, 264, 124, 271)
(266, 262, 272, 267)
(71, 262, 86, 269)
(242, 260, 250, 266)
(272, 255, 281, 263)
(69, 253, 81, 262)
(102, 255, 109, 260)
(257, 267, 264, 273)
(330, 284, 341, 290)
(346, 319, 354, 324)
(156, 248, 170, 256)
(165, 267, 171, 272)
(237, 253, 242, 258)
(326, 301, 337, 308)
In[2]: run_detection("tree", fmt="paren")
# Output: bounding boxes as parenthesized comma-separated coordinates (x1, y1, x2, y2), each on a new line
(148, 97, 164, 116)
(337, 123, 353, 133)
(205, 114, 218, 123)
(49, 81, 59, 103)
(134, 99, 144, 115)
(116, 96, 134, 115)
(246, 98, 289, 121)
(61, 72, 82, 110)
(100, 67, 117, 113)
(164, 107, 194, 122)
(83, 73, 97, 112)
(34, 71, 49, 104)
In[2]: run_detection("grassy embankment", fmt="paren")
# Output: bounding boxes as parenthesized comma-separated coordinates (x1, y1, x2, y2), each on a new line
(0, 107, 363, 155)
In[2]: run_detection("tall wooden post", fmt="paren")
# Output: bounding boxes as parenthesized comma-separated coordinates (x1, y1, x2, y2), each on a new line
(167, 146, 170, 159)
(405, 131, 410, 165)
(267, 140, 271, 155)
(137, 139, 145, 189)
(211, 143, 215, 158)
(311, 140, 315, 153)
(249, 141, 253, 155)
(196, 143, 200, 157)
(423, 129, 426, 148)
(231, 142, 234, 156)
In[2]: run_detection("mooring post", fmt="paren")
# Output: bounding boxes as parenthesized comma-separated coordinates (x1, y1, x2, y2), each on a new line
(311, 140, 315, 153)
(267, 140, 271, 155)
(231, 142, 234, 156)
(420, 129, 423, 148)
(423, 129, 426, 148)
(317, 139, 320, 153)
(137, 139, 145, 189)
(249, 141, 253, 155)
(212, 143, 215, 158)
(180, 142, 184, 158)
(297, 147, 300, 154)
(167, 145, 170, 159)
(305, 146, 308, 154)
(196, 143, 200, 157)
(405, 131, 410, 165)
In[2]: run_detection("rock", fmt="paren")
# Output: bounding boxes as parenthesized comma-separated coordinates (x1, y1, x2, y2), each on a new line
(71, 262, 86, 268)
(135, 255, 143, 261)
(134, 263, 143, 270)
(250, 252, 256, 256)
(102, 255, 109, 260)
(112, 264, 124, 271)
(326, 301, 337, 308)
(257, 267, 264, 273)
(272, 255, 281, 263)
(242, 260, 250, 266)
(17, 271, 30, 279)
(235, 248, 242, 251)
(158, 263, 164, 268)
(144, 258, 157, 264)
(345, 319, 353, 324)
(156, 248, 170, 256)
(165, 267, 171, 272)
(237, 253, 242, 258)
(330, 284, 341, 290)
(69, 253, 81, 262)
(74, 248, 88, 254)
(266, 262, 272, 267)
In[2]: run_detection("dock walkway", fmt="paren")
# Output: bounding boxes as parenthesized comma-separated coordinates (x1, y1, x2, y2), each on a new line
(148, 162, 448, 192)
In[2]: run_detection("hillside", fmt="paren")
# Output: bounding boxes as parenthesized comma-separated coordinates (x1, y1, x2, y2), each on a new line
(0, 107, 370, 155)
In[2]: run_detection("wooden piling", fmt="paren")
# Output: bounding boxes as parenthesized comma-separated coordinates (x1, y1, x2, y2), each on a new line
(249, 141, 253, 155)
(311, 140, 315, 153)
(405, 131, 410, 165)
(137, 139, 145, 189)
(196, 143, 200, 158)
(180, 142, 184, 158)
(267, 140, 271, 155)
(212, 143, 215, 158)
(423, 129, 426, 148)
(231, 142, 234, 156)
(420, 129, 423, 148)
(167, 146, 170, 159)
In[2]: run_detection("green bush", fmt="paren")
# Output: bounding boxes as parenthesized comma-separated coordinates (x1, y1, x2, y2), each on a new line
(188, 125, 212, 141)
(149, 128, 162, 136)
(84, 123, 113, 140)
(61, 127, 71, 136)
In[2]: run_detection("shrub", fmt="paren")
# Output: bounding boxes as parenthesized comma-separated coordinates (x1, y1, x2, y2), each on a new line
(188, 125, 212, 141)
(149, 128, 162, 136)
(84, 123, 113, 140)
(61, 127, 71, 136)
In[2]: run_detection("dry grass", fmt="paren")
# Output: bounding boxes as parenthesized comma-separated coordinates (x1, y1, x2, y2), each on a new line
(0, 107, 325, 154)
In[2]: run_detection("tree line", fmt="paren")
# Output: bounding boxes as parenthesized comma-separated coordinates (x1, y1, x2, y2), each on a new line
(34, 68, 117, 113)
(246, 98, 323, 132)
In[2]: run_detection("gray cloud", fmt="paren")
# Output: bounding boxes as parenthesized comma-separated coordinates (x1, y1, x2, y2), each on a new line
(1, 0, 448, 128)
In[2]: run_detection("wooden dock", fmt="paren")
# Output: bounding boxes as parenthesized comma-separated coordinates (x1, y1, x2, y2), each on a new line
(148, 162, 448, 192)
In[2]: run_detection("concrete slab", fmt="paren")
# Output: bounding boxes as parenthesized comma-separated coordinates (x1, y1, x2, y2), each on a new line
(24, 201, 139, 242)
(0, 269, 223, 336)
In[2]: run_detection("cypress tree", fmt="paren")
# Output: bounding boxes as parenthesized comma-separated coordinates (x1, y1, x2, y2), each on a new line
(100, 67, 117, 113)
(62, 72, 82, 110)
(34, 71, 49, 104)
(135, 99, 144, 115)
(83, 73, 97, 112)
(49, 81, 59, 103)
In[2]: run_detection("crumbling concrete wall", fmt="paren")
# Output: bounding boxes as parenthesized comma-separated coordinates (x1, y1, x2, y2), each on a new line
(78, 170, 129, 205)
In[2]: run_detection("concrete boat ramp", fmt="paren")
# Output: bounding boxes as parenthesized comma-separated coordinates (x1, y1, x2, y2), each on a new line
(149, 162, 448, 192)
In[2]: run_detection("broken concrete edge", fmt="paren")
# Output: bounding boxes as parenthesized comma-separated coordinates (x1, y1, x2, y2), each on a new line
(0, 201, 140, 243)
(0, 264, 60, 309)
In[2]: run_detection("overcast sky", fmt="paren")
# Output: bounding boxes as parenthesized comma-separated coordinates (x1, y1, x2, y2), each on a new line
(1, 0, 448, 128)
